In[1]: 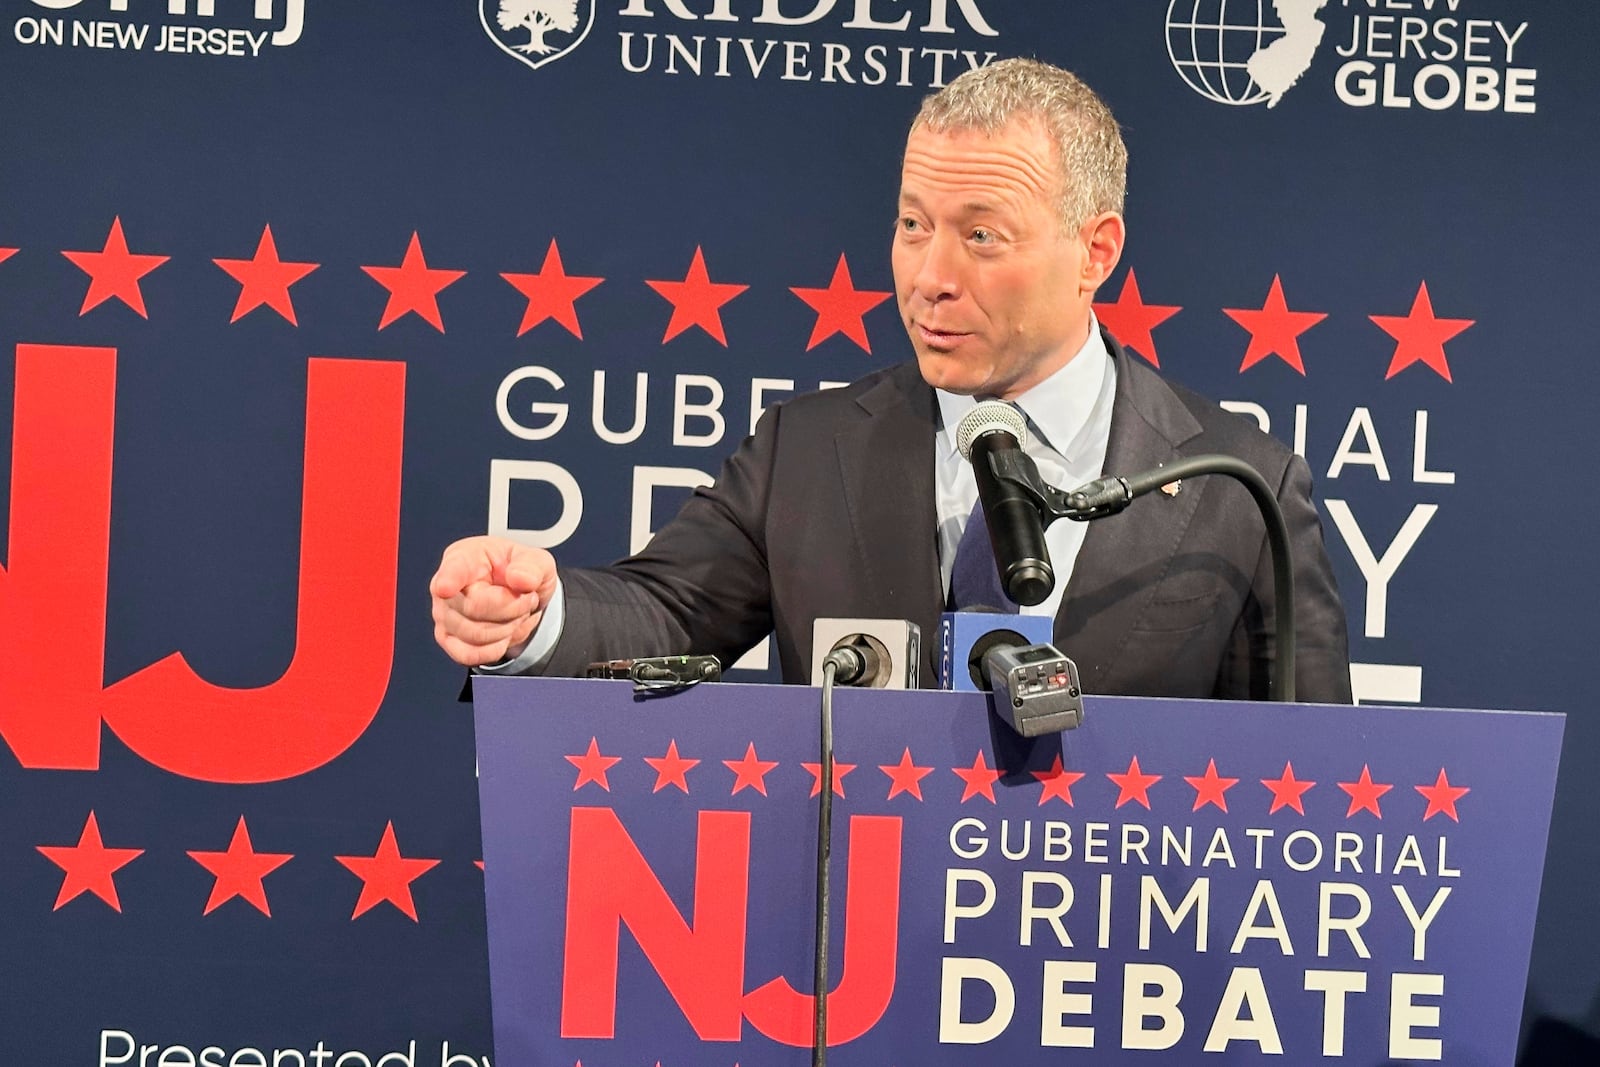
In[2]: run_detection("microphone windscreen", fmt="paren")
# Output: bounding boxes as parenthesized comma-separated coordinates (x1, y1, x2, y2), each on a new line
(955, 400, 1027, 461)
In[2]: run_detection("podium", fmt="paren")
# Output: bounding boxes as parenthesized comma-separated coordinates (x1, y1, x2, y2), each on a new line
(474, 677, 1563, 1065)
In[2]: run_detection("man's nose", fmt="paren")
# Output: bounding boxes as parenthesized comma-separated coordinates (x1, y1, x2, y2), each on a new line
(910, 230, 963, 303)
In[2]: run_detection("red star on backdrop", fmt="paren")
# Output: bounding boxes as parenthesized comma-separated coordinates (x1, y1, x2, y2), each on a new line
(1415, 768, 1470, 822)
(1338, 764, 1394, 818)
(187, 815, 293, 916)
(802, 761, 858, 798)
(565, 737, 623, 792)
(61, 217, 169, 318)
(1107, 756, 1162, 810)
(1093, 269, 1181, 367)
(0, 246, 16, 266)
(643, 739, 699, 794)
(334, 822, 440, 921)
(1261, 761, 1316, 815)
(953, 751, 1003, 804)
(1223, 274, 1327, 375)
(789, 253, 892, 352)
(361, 231, 466, 331)
(1184, 758, 1240, 812)
(1031, 755, 1086, 806)
(501, 238, 604, 338)
(879, 748, 934, 801)
(36, 811, 144, 912)
(724, 742, 779, 796)
(213, 224, 319, 325)
(1372, 282, 1473, 383)
(646, 246, 748, 345)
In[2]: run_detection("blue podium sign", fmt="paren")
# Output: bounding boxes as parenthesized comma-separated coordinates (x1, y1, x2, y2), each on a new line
(475, 678, 1562, 1065)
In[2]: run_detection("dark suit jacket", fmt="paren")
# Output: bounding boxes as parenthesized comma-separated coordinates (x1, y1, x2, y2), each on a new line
(545, 332, 1352, 702)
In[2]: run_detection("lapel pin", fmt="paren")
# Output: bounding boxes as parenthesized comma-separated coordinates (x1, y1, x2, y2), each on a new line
(1160, 479, 1182, 497)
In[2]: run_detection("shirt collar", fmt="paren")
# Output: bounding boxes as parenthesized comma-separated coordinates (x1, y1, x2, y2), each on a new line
(935, 315, 1111, 462)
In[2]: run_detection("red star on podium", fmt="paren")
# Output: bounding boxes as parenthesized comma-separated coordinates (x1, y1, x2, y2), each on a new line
(1108, 756, 1162, 810)
(501, 238, 604, 338)
(565, 737, 623, 792)
(790, 253, 892, 352)
(1223, 275, 1327, 375)
(1184, 759, 1240, 812)
(724, 742, 779, 796)
(643, 739, 700, 794)
(646, 246, 748, 345)
(1261, 761, 1316, 815)
(361, 231, 466, 331)
(1338, 764, 1394, 818)
(953, 751, 1003, 803)
(61, 217, 169, 318)
(1031, 755, 1086, 806)
(879, 747, 934, 801)
(802, 761, 858, 798)
(187, 815, 293, 916)
(1093, 269, 1181, 367)
(1372, 282, 1473, 383)
(37, 811, 144, 912)
(335, 822, 441, 921)
(1415, 768, 1470, 822)
(213, 224, 320, 325)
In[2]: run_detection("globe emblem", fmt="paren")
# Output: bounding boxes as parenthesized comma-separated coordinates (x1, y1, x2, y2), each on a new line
(1166, 0, 1289, 106)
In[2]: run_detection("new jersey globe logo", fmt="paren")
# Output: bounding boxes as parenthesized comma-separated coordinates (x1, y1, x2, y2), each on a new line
(1166, 0, 1331, 108)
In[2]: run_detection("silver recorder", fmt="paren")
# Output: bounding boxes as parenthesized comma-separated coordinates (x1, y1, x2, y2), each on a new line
(983, 643, 1085, 737)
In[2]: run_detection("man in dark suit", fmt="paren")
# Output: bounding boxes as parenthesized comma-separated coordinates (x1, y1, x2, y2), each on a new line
(430, 58, 1351, 702)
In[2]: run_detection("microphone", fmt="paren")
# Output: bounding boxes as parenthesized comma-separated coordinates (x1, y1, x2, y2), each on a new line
(822, 641, 880, 686)
(943, 609, 1084, 735)
(809, 618, 921, 688)
(955, 401, 1054, 606)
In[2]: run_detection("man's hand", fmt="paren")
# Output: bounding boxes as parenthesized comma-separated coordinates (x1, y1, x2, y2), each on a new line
(429, 536, 558, 667)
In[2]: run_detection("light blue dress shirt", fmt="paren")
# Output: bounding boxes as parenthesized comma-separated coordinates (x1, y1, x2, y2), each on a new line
(932, 322, 1117, 620)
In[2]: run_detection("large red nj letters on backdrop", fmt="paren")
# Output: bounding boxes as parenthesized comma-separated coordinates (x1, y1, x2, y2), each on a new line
(0, 345, 405, 782)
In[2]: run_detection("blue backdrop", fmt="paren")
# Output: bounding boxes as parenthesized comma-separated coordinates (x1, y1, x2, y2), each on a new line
(2, 0, 1595, 1061)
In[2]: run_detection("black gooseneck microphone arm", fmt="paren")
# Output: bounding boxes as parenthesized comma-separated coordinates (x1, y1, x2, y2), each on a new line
(981, 448, 1298, 703)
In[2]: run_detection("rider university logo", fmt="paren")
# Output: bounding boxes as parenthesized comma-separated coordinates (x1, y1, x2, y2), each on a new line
(479, 0, 595, 70)
(1166, 0, 1330, 108)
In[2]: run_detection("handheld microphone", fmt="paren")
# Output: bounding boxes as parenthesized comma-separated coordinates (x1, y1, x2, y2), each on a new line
(955, 401, 1054, 606)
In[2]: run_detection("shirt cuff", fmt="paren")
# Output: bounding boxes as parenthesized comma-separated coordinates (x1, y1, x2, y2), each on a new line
(473, 576, 567, 675)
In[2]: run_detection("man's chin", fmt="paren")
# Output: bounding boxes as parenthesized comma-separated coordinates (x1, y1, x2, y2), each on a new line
(913, 351, 985, 396)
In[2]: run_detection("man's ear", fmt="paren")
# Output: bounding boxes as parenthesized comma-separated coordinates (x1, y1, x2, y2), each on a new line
(1079, 211, 1126, 295)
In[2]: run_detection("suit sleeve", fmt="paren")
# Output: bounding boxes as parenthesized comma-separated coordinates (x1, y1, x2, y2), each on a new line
(1213, 453, 1353, 703)
(536, 403, 785, 677)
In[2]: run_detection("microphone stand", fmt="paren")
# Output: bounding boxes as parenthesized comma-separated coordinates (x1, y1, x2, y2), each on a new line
(982, 450, 1298, 703)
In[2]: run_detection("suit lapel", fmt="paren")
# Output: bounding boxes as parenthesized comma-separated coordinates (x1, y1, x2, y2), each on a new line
(1057, 333, 1207, 689)
(834, 364, 944, 675)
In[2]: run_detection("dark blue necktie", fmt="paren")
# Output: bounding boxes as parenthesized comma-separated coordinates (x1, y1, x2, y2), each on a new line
(948, 497, 1013, 611)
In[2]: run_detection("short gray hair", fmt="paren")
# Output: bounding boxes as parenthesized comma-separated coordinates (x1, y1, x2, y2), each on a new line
(911, 57, 1128, 230)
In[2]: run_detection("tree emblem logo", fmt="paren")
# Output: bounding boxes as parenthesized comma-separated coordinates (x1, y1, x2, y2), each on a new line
(479, 0, 594, 71)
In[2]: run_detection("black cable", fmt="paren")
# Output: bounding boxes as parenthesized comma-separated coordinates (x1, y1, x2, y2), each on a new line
(810, 642, 875, 1064)
(628, 659, 718, 696)
(813, 658, 838, 1067)
(1062, 455, 1296, 702)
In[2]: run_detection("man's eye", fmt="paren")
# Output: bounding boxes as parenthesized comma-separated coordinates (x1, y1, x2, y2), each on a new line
(899, 217, 921, 233)
(970, 228, 994, 244)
